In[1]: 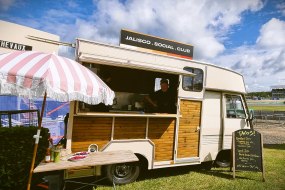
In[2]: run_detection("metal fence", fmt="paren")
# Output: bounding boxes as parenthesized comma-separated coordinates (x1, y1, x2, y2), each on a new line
(0, 109, 39, 128)
(253, 110, 285, 121)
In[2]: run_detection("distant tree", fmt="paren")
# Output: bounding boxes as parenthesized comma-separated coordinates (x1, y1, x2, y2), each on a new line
(247, 91, 271, 99)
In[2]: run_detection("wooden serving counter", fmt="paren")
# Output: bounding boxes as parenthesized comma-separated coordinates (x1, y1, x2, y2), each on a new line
(33, 150, 138, 173)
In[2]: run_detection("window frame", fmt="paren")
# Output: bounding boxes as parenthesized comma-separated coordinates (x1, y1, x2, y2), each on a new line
(225, 94, 246, 119)
(182, 67, 204, 92)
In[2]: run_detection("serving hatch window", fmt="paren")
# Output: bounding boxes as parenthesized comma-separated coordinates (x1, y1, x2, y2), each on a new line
(182, 67, 203, 92)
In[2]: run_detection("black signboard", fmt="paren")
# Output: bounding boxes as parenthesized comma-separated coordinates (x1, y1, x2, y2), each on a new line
(120, 29, 194, 59)
(232, 129, 265, 181)
(0, 40, 32, 51)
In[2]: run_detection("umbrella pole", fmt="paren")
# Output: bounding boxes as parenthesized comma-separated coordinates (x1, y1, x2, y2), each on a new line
(27, 91, 47, 190)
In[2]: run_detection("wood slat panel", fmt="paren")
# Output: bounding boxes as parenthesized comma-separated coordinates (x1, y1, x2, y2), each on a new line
(148, 118, 175, 161)
(177, 100, 201, 158)
(114, 118, 146, 139)
(72, 117, 112, 152)
(72, 141, 109, 153)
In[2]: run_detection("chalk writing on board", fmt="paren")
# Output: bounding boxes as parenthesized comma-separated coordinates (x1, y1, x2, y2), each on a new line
(234, 129, 262, 172)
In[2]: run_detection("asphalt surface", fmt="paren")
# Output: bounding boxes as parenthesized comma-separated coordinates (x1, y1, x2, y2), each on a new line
(254, 120, 285, 144)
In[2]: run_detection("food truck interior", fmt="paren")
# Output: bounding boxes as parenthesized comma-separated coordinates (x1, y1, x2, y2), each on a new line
(79, 64, 179, 114)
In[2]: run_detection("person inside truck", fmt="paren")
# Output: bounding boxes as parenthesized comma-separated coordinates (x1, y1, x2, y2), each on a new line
(145, 78, 176, 113)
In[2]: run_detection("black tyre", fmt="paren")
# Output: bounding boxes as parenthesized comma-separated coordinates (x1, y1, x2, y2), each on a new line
(215, 160, 231, 167)
(105, 162, 140, 185)
(215, 150, 231, 168)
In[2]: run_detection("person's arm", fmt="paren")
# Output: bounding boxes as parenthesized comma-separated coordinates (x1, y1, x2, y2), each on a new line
(145, 95, 158, 107)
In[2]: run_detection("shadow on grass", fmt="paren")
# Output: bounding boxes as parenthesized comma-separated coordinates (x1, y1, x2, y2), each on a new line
(138, 165, 250, 181)
(63, 166, 197, 189)
(61, 166, 195, 190)
(138, 165, 195, 181)
(36, 165, 259, 190)
(63, 165, 258, 190)
(195, 168, 251, 180)
(263, 144, 285, 150)
(63, 176, 111, 190)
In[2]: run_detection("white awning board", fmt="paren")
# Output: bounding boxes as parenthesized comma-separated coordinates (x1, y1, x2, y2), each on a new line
(79, 53, 195, 77)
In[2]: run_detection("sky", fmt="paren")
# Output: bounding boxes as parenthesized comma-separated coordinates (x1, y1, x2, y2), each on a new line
(0, 0, 285, 92)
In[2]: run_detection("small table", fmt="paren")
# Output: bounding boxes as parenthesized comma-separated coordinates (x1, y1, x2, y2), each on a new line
(34, 150, 138, 189)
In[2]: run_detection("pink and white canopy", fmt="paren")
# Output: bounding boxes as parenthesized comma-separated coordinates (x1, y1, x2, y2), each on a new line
(0, 51, 115, 105)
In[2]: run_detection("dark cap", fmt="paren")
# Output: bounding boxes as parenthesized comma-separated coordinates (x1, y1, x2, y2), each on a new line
(160, 78, 169, 84)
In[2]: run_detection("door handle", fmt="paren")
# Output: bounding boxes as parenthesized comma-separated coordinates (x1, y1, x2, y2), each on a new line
(195, 126, 200, 132)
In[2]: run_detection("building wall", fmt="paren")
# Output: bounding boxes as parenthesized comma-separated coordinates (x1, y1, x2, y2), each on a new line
(271, 88, 285, 99)
(0, 20, 59, 53)
(0, 21, 66, 144)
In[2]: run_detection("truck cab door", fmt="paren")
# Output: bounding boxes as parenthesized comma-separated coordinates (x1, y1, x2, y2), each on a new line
(222, 94, 250, 149)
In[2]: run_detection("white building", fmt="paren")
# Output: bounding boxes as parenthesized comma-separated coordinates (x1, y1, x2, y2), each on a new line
(0, 20, 60, 54)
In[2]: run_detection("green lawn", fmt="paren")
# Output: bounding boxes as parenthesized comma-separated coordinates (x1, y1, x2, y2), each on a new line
(249, 106, 285, 111)
(95, 144, 285, 190)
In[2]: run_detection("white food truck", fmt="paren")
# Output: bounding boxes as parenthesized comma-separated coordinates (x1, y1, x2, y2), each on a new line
(65, 36, 252, 184)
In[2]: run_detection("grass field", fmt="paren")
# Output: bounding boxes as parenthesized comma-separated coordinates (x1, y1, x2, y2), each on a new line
(247, 100, 285, 111)
(92, 144, 285, 190)
(248, 106, 285, 111)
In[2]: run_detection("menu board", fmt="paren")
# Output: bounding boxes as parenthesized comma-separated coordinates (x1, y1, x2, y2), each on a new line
(232, 129, 265, 181)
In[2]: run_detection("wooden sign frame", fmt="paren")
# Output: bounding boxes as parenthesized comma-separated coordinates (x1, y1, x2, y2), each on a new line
(232, 129, 265, 182)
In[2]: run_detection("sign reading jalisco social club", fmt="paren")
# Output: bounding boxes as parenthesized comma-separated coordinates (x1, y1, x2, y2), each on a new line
(0, 40, 32, 51)
(120, 29, 194, 59)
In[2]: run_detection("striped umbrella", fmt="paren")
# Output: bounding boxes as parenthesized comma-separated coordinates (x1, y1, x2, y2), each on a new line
(0, 51, 115, 190)
(0, 51, 115, 105)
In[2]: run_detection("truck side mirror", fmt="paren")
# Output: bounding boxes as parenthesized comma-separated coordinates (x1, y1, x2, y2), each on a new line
(248, 110, 254, 121)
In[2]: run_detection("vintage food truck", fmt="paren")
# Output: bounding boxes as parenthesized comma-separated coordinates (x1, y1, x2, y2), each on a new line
(65, 37, 252, 184)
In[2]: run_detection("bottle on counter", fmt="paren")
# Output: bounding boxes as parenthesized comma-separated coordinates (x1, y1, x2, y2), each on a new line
(48, 135, 54, 162)
(50, 148, 54, 162)
(45, 148, 51, 163)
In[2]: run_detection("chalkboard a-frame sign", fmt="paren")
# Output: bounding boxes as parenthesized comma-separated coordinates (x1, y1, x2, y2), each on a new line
(232, 129, 265, 182)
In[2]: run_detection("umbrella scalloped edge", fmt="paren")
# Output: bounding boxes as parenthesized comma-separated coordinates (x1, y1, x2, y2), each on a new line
(0, 80, 115, 105)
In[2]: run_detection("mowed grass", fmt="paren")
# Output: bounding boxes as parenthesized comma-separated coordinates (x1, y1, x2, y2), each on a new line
(95, 144, 285, 190)
(247, 100, 285, 111)
(249, 105, 285, 111)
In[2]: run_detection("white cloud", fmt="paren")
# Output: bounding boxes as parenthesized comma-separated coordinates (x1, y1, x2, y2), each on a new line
(58, 45, 75, 59)
(256, 18, 285, 48)
(214, 18, 285, 92)
(4, 0, 263, 60)
(0, 0, 15, 11)
(276, 2, 285, 16)
(67, 0, 78, 8)
(73, 0, 263, 59)
(52, 0, 271, 91)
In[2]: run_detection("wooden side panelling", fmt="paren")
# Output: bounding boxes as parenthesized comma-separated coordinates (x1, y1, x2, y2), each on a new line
(72, 117, 112, 152)
(114, 118, 146, 139)
(148, 118, 175, 161)
(177, 100, 201, 158)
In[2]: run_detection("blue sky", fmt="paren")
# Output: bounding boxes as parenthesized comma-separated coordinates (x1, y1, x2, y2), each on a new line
(0, 0, 285, 92)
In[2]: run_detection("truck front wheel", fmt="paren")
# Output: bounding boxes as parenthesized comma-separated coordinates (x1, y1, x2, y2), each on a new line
(105, 162, 140, 185)
(215, 150, 231, 168)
